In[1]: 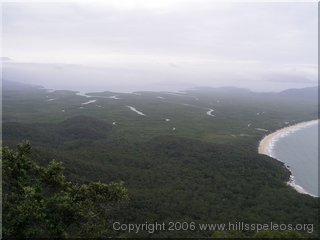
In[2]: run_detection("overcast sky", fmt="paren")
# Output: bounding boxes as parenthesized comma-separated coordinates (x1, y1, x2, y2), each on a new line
(1, 1, 318, 93)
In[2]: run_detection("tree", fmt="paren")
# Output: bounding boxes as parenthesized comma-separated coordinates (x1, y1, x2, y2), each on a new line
(253, 230, 303, 238)
(2, 141, 129, 238)
(211, 230, 247, 238)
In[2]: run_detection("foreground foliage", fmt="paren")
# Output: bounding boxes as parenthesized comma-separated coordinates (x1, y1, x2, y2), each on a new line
(2, 141, 129, 238)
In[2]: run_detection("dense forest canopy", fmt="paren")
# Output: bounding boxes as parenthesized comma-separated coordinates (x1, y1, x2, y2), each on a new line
(2, 141, 129, 238)
(2, 80, 318, 238)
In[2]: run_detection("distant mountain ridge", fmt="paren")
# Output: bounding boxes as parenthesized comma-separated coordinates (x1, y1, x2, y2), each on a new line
(192, 85, 318, 100)
(2, 79, 318, 98)
(2, 79, 44, 89)
(277, 86, 318, 99)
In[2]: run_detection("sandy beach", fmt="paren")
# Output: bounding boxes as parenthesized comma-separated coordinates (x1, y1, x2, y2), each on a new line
(258, 119, 319, 155)
(258, 119, 319, 196)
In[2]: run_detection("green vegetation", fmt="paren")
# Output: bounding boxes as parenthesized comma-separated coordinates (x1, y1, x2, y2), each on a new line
(211, 229, 303, 238)
(2, 141, 128, 238)
(2, 81, 318, 238)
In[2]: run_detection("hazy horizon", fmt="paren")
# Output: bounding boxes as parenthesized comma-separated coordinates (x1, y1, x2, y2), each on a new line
(2, 1, 318, 94)
(3, 78, 318, 96)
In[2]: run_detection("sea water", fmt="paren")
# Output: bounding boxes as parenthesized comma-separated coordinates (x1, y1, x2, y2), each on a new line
(269, 122, 318, 197)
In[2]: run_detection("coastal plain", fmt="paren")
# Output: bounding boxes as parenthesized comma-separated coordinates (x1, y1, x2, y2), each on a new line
(2, 81, 319, 238)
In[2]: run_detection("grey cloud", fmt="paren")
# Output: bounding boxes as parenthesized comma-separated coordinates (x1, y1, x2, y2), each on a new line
(1, 57, 12, 61)
(2, 2, 318, 93)
(266, 75, 317, 84)
(169, 63, 180, 68)
(2, 62, 189, 93)
(4, 2, 316, 61)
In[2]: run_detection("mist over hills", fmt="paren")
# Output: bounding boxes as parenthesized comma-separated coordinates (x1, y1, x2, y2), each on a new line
(2, 79, 44, 90)
(191, 85, 318, 98)
(277, 86, 319, 99)
(148, 80, 197, 88)
(2, 79, 318, 100)
(191, 86, 253, 93)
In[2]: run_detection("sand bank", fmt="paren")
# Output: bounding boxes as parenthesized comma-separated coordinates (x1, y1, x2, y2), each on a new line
(258, 119, 319, 197)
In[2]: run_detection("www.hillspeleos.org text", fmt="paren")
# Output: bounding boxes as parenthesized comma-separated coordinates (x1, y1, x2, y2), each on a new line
(113, 221, 313, 234)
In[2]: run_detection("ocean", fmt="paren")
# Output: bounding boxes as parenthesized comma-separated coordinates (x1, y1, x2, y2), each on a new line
(268, 121, 318, 197)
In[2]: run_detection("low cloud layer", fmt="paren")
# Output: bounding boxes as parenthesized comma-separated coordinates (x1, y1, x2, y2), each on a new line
(2, 2, 318, 93)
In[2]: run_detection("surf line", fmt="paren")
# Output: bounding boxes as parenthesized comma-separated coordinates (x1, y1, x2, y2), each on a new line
(258, 119, 319, 198)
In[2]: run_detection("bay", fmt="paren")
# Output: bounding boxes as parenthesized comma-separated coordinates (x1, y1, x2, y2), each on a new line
(272, 122, 318, 197)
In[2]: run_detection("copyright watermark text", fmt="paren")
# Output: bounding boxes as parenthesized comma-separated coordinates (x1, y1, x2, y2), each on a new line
(113, 221, 314, 234)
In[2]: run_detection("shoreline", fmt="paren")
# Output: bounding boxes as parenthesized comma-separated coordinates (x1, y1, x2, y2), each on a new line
(258, 119, 319, 197)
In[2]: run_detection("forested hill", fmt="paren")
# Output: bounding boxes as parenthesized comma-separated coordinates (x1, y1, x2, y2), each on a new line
(2, 80, 319, 238)
(277, 86, 318, 99)
(3, 115, 112, 148)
